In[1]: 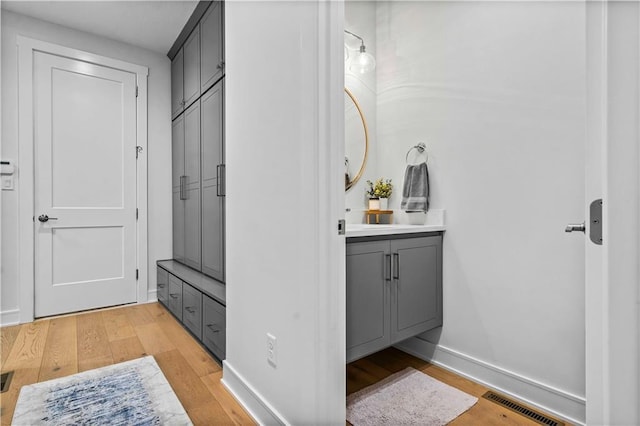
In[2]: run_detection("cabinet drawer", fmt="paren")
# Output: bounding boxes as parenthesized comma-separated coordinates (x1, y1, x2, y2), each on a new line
(182, 283, 203, 339)
(168, 274, 183, 321)
(157, 267, 169, 305)
(202, 295, 226, 360)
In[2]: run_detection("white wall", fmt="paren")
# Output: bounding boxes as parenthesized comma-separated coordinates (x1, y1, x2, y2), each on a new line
(375, 1, 586, 422)
(344, 1, 377, 220)
(1, 10, 172, 324)
(223, 1, 345, 425)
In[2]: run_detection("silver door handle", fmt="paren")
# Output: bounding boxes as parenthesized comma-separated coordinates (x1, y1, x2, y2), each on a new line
(38, 214, 58, 223)
(565, 222, 585, 233)
(393, 253, 400, 279)
(216, 165, 221, 196)
(180, 175, 187, 200)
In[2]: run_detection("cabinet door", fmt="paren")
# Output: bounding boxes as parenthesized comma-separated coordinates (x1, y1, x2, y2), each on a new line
(183, 27, 201, 109)
(201, 83, 224, 281)
(182, 283, 203, 339)
(171, 48, 184, 119)
(202, 295, 226, 360)
(157, 267, 169, 305)
(172, 116, 185, 263)
(168, 274, 183, 321)
(183, 101, 201, 270)
(346, 240, 391, 362)
(200, 1, 224, 93)
(390, 235, 443, 343)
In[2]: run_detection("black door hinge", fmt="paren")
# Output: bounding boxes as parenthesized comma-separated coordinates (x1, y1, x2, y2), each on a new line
(136, 269, 139, 280)
(136, 86, 139, 97)
(136, 208, 139, 220)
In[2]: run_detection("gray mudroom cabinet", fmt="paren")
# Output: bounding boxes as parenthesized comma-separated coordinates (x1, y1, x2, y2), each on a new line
(170, 0, 225, 280)
(172, 101, 202, 271)
(346, 233, 443, 362)
(162, 0, 226, 362)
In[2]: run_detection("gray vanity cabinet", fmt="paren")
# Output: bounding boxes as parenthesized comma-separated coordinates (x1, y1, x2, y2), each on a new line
(346, 234, 443, 362)
(201, 82, 225, 281)
(200, 1, 224, 93)
(173, 101, 202, 271)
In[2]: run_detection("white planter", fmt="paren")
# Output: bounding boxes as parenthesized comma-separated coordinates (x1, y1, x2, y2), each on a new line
(368, 198, 380, 211)
(379, 198, 388, 210)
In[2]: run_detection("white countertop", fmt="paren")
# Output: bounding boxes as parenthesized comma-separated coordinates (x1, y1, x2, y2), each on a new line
(346, 223, 445, 238)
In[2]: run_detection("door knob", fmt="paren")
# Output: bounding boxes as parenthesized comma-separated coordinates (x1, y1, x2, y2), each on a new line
(565, 222, 585, 233)
(38, 214, 58, 223)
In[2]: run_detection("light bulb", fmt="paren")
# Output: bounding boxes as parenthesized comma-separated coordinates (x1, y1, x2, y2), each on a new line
(349, 45, 376, 74)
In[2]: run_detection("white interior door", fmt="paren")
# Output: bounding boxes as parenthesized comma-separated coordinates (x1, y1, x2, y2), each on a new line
(34, 51, 138, 318)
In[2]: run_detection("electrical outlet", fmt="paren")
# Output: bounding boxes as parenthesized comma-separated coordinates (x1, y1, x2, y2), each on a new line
(267, 333, 277, 367)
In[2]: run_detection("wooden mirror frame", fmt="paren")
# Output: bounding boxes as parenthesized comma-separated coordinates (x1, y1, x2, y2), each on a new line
(345, 87, 369, 191)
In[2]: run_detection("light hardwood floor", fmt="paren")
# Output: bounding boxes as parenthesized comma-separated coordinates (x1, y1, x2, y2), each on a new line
(2, 303, 564, 425)
(347, 347, 566, 425)
(0, 302, 255, 426)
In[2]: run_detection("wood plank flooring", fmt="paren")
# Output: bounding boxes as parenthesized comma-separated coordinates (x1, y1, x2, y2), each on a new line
(1, 303, 564, 425)
(0, 303, 255, 426)
(347, 347, 566, 425)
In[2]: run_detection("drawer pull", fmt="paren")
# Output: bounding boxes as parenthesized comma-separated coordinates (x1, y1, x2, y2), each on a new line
(158, 283, 165, 288)
(206, 323, 221, 333)
(185, 306, 196, 314)
(170, 293, 179, 299)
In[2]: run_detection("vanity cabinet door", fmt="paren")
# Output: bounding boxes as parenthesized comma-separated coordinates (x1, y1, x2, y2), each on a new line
(390, 235, 443, 343)
(157, 267, 169, 305)
(183, 101, 202, 270)
(346, 240, 391, 363)
(201, 82, 224, 281)
(171, 48, 184, 119)
(172, 115, 185, 263)
(168, 274, 183, 321)
(200, 1, 223, 93)
(183, 27, 201, 109)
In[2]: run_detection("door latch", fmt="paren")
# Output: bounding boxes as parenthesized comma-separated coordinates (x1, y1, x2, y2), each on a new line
(589, 199, 603, 245)
(338, 219, 346, 235)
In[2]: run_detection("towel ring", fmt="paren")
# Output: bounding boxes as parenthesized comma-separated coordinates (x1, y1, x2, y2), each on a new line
(405, 142, 428, 164)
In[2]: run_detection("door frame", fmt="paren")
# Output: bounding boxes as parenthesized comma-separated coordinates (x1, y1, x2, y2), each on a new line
(17, 36, 149, 323)
(585, 1, 640, 424)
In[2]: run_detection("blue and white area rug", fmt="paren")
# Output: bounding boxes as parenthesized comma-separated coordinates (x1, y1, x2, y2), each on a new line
(12, 356, 192, 425)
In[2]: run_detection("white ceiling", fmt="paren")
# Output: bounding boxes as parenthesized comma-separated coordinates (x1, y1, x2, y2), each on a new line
(1, 1, 199, 54)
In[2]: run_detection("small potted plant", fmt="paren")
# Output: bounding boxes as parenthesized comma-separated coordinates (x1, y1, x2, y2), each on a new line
(366, 178, 393, 210)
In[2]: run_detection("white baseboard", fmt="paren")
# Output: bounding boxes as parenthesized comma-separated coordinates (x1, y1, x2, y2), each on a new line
(1, 309, 20, 326)
(395, 337, 586, 425)
(146, 289, 157, 302)
(221, 360, 288, 425)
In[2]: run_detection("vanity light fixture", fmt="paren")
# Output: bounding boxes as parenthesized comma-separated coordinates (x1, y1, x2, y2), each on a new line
(344, 30, 376, 74)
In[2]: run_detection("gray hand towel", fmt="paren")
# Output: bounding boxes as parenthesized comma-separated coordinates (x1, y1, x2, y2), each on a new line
(401, 162, 430, 212)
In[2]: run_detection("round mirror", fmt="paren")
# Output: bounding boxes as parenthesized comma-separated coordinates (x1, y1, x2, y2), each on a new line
(345, 88, 369, 191)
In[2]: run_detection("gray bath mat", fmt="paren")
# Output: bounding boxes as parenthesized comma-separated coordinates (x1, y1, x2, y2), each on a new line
(347, 367, 478, 425)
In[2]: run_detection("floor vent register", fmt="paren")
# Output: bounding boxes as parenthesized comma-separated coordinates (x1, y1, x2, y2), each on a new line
(482, 391, 565, 426)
